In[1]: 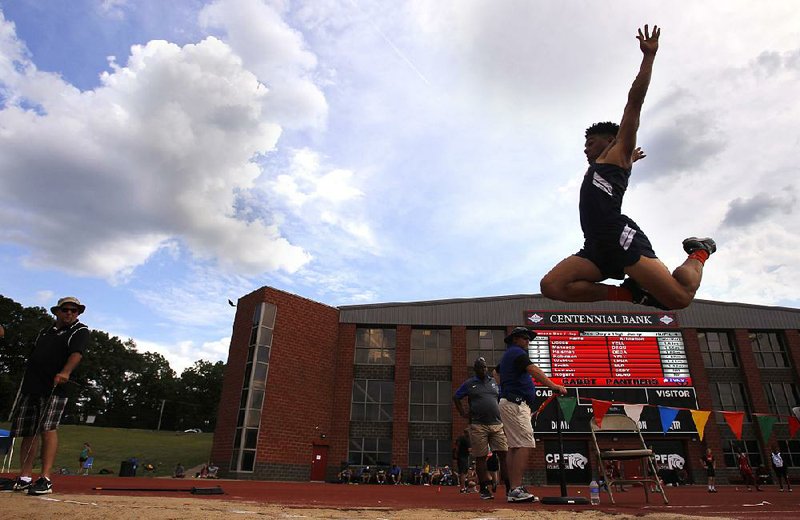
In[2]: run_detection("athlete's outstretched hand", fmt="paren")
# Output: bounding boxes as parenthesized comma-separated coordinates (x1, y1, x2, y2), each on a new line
(632, 147, 646, 163)
(637, 24, 660, 56)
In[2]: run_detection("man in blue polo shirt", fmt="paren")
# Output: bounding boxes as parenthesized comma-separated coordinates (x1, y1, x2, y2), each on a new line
(454, 356, 509, 500)
(498, 327, 566, 503)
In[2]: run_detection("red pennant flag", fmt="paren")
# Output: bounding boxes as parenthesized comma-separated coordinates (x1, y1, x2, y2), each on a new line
(721, 411, 745, 440)
(592, 399, 613, 428)
(790, 416, 800, 438)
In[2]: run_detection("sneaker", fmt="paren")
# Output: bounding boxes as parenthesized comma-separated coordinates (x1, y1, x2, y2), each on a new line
(4, 477, 32, 492)
(27, 477, 52, 495)
(479, 488, 494, 500)
(621, 278, 668, 310)
(682, 237, 716, 255)
(507, 486, 536, 503)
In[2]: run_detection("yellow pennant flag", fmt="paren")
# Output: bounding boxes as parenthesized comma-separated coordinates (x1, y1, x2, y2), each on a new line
(691, 409, 711, 441)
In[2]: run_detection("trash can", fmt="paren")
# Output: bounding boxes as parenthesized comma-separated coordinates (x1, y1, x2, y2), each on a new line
(119, 460, 137, 477)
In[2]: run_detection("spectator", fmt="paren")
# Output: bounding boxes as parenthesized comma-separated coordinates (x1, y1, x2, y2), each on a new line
(771, 445, 792, 492)
(196, 463, 209, 478)
(339, 466, 352, 484)
(173, 462, 186, 479)
(422, 458, 431, 485)
(361, 465, 372, 484)
(700, 448, 716, 493)
(77, 442, 92, 475)
(376, 467, 386, 484)
(352, 466, 364, 484)
(389, 464, 402, 485)
(440, 465, 455, 486)
(207, 462, 219, 478)
(737, 451, 761, 491)
(410, 465, 422, 485)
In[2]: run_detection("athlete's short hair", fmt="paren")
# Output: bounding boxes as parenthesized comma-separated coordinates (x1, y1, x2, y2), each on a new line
(585, 121, 619, 138)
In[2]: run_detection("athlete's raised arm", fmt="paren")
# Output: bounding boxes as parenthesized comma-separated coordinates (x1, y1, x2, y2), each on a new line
(599, 25, 660, 169)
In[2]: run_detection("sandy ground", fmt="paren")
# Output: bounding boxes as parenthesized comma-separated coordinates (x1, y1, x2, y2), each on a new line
(2, 493, 729, 520)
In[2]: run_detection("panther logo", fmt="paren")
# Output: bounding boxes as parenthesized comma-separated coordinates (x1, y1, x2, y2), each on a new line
(565, 453, 589, 470)
(667, 454, 685, 469)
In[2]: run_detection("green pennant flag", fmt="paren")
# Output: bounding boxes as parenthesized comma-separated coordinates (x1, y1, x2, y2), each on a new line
(755, 415, 778, 444)
(558, 396, 578, 424)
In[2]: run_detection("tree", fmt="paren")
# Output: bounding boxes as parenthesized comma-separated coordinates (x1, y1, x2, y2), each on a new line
(175, 360, 226, 431)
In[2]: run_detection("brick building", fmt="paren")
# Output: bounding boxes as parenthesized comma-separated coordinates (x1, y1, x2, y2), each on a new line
(211, 286, 800, 485)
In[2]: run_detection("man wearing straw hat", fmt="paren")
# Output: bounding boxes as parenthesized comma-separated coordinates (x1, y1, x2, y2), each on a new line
(2, 297, 89, 495)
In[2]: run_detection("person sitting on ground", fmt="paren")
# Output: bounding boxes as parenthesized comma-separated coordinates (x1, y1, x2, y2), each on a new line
(389, 464, 402, 485)
(430, 465, 442, 485)
(361, 465, 372, 484)
(376, 467, 386, 484)
(463, 464, 478, 493)
(338, 466, 352, 484)
(173, 462, 186, 478)
(196, 463, 209, 478)
(351, 465, 364, 484)
(207, 462, 218, 478)
(421, 458, 431, 485)
(410, 465, 422, 485)
(440, 465, 455, 486)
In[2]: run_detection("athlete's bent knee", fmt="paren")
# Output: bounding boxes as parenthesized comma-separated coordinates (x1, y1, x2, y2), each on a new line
(540, 275, 562, 300)
(661, 292, 692, 310)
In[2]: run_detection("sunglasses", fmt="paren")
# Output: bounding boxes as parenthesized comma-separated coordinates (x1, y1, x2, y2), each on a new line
(59, 307, 80, 314)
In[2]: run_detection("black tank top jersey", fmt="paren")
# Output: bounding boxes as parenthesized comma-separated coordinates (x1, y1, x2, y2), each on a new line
(579, 162, 632, 238)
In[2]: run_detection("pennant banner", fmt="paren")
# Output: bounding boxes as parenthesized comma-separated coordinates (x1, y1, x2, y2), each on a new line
(658, 406, 680, 434)
(690, 409, 711, 441)
(592, 399, 613, 428)
(755, 415, 778, 444)
(789, 417, 800, 439)
(623, 404, 645, 424)
(721, 411, 745, 440)
(558, 396, 578, 424)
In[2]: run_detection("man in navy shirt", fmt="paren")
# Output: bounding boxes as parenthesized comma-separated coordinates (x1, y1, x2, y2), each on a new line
(4, 297, 89, 496)
(454, 357, 509, 500)
(498, 327, 566, 503)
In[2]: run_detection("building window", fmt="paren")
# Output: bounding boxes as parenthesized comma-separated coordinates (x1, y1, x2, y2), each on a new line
(466, 329, 506, 367)
(351, 380, 394, 422)
(749, 332, 789, 368)
(410, 329, 452, 366)
(778, 440, 800, 467)
(723, 440, 763, 468)
(698, 331, 737, 368)
(408, 438, 451, 467)
(764, 383, 800, 421)
(409, 381, 452, 422)
(709, 382, 751, 422)
(231, 302, 275, 472)
(355, 328, 396, 365)
(348, 437, 392, 466)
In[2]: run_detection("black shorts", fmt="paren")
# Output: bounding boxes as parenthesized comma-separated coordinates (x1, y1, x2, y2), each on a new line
(706, 468, 715, 477)
(577, 220, 657, 280)
(457, 456, 470, 474)
(487, 456, 499, 472)
(775, 466, 787, 477)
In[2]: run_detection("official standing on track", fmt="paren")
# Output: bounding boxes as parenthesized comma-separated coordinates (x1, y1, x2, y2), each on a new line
(2, 297, 89, 495)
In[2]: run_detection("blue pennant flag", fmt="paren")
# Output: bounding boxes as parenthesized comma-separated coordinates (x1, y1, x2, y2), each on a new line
(658, 406, 680, 434)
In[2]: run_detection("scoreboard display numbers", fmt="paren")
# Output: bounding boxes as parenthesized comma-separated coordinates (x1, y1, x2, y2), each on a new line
(528, 329, 692, 386)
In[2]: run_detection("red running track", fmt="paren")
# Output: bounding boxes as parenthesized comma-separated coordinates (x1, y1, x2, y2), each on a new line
(4, 474, 799, 519)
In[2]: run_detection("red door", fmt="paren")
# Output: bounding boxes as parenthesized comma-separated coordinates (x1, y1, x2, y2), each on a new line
(310, 445, 328, 481)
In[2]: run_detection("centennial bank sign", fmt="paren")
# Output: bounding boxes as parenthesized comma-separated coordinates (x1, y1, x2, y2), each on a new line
(525, 310, 679, 329)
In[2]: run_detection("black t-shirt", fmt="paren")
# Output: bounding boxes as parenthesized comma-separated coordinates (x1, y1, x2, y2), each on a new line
(22, 321, 89, 397)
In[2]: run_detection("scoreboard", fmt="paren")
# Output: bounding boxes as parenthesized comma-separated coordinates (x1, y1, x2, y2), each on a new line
(520, 312, 698, 434)
(528, 329, 691, 386)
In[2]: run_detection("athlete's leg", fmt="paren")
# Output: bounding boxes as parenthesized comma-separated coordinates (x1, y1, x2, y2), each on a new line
(540, 255, 610, 301)
(624, 256, 704, 310)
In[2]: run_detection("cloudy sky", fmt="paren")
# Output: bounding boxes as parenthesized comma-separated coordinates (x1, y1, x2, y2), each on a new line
(1, 0, 798, 372)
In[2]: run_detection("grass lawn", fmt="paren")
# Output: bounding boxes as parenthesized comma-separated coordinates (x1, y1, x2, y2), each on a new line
(1, 423, 213, 478)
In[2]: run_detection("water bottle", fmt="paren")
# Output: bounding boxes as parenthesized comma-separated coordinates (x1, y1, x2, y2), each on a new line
(589, 479, 600, 505)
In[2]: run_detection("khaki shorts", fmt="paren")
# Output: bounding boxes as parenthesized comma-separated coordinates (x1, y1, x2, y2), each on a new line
(499, 398, 535, 449)
(468, 423, 508, 458)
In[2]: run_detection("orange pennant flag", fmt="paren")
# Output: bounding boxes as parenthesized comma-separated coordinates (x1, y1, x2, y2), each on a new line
(690, 409, 711, 441)
(592, 399, 613, 428)
(721, 411, 745, 440)
(790, 416, 800, 438)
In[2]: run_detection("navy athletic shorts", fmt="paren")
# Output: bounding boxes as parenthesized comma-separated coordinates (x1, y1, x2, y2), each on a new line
(576, 219, 657, 280)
